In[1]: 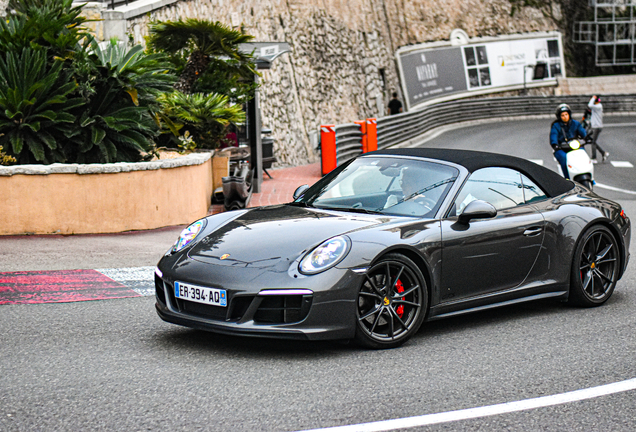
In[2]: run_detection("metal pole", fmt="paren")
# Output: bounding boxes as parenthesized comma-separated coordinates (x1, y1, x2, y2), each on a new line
(247, 74, 263, 193)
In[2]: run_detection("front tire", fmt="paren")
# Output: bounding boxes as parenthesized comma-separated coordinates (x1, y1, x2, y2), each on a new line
(568, 225, 619, 307)
(354, 253, 427, 349)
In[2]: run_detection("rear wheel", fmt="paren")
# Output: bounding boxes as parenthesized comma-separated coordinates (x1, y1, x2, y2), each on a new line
(354, 253, 427, 349)
(568, 225, 619, 307)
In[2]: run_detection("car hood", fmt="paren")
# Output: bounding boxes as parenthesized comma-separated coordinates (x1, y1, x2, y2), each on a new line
(187, 205, 397, 267)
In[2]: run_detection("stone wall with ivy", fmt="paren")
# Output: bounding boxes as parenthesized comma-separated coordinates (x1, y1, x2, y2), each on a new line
(119, 0, 556, 166)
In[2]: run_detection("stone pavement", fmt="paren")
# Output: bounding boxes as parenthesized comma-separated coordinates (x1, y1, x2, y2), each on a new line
(249, 162, 322, 207)
(0, 163, 323, 304)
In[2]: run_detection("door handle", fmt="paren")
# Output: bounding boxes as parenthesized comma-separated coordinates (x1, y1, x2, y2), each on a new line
(523, 227, 543, 237)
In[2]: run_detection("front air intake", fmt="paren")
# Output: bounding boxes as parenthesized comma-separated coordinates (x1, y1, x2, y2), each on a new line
(254, 295, 313, 324)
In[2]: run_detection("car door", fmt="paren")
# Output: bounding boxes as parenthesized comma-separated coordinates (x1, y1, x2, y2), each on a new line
(439, 167, 545, 302)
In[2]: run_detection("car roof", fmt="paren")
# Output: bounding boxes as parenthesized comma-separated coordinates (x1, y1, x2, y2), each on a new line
(365, 148, 575, 198)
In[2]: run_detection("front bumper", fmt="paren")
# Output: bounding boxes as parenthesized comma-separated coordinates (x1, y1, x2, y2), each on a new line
(154, 268, 363, 341)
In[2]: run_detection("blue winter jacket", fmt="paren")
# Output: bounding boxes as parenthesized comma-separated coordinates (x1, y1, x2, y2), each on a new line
(549, 119, 588, 151)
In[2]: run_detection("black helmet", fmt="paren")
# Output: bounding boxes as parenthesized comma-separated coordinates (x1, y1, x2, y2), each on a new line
(555, 103, 572, 120)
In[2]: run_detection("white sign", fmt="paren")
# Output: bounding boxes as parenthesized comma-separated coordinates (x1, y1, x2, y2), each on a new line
(462, 37, 562, 90)
(260, 45, 280, 58)
(397, 32, 565, 110)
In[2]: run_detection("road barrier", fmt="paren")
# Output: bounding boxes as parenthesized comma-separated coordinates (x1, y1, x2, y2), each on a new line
(320, 118, 377, 175)
(320, 95, 636, 173)
(320, 124, 337, 175)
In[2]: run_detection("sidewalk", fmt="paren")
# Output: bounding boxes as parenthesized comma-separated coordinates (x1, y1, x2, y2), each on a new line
(209, 162, 322, 213)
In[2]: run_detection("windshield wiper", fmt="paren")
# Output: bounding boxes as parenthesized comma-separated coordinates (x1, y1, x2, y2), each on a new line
(345, 207, 384, 215)
(288, 201, 313, 208)
(315, 205, 383, 215)
(379, 177, 456, 211)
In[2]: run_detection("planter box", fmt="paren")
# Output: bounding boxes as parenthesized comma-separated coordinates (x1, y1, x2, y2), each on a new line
(212, 154, 230, 191)
(0, 153, 213, 235)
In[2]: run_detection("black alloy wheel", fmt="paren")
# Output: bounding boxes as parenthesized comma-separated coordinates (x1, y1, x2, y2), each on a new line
(569, 225, 619, 307)
(355, 253, 427, 349)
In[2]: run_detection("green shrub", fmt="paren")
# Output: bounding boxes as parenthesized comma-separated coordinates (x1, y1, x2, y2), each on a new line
(0, 48, 83, 164)
(63, 40, 175, 163)
(1, 0, 90, 58)
(156, 91, 245, 149)
(147, 19, 254, 95)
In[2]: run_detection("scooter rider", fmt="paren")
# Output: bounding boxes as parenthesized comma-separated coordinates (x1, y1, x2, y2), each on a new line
(550, 103, 588, 179)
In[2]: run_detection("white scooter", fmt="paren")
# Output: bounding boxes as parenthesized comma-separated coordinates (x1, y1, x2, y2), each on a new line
(556, 138, 594, 190)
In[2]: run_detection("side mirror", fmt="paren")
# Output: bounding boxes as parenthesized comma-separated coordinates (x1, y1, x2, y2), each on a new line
(293, 184, 310, 200)
(458, 200, 497, 224)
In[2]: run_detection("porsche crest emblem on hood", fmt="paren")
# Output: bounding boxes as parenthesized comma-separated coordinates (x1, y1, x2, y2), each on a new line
(220, 254, 230, 260)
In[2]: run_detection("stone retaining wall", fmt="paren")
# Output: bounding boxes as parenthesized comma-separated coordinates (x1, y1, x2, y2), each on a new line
(88, 0, 556, 166)
(557, 75, 636, 96)
(0, 154, 213, 235)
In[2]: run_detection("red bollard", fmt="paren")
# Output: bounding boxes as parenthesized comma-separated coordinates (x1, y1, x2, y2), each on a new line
(320, 124, 337, 175)
(366, 118, 377, 152)
(354, 120, 368, 153)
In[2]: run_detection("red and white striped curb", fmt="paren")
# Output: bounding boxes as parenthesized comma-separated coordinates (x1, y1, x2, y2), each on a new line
(0, 267, 155, 305)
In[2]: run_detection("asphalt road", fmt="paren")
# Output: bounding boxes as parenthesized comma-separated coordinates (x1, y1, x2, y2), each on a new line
(1, 117, 635, 431)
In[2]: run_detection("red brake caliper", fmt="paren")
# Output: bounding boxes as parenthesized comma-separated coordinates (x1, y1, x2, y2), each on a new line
(395, 279, 405, 318)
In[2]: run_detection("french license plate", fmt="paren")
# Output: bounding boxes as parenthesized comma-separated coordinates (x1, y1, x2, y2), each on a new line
(174, 281, 227, 307)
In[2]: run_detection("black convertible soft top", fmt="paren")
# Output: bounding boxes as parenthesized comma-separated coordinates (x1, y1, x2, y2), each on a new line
(367, 148, 575, 198)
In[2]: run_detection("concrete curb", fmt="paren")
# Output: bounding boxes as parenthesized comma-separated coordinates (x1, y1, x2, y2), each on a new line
(0, 152, 211, 176)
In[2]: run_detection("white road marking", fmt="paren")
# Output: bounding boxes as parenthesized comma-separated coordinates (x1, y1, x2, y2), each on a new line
(604, 123, 636, 128)
(301, 378, 636, 432)
(595, 182, 636, 195)
(528, 159, 543, 166)
(610, 161, 634, 168)
(96, 266, 155, 296)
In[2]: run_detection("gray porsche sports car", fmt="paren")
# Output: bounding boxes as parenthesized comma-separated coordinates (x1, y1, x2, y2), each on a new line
(155, 149, 631, 349)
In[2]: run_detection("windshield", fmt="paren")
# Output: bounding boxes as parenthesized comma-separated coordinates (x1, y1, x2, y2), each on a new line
(294, 157, 459, 218)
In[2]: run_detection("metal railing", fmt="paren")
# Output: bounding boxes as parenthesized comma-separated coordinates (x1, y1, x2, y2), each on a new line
(105, 0, 130, 9)
(334, 123, 363, 165)
(322, 94, 636, 167)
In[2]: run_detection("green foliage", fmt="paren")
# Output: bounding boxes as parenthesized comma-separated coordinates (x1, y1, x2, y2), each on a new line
(177, 130, 196, 153)
(0, 48, 83, 164)
(1, 0, 90, 59)
(192, 57, 259, 105)
(147, 19, 256, 95)
(0, 4, 256, 165)
(0, 1, 177, 165)
(147, 19, 254, 59)
(89, 39, 175, 105)
(63, 40, 175, 163)
(156, 91, 245, 149)
(146, 18, 254, 150)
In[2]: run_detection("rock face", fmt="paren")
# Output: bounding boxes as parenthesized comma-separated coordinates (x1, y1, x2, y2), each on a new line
(123, 0, 555, 166)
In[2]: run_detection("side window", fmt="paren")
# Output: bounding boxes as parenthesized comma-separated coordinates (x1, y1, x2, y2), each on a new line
(521, 174, 548, 203)
(453, 167, 525, 215)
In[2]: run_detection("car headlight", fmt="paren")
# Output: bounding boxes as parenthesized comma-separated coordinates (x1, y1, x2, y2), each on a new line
(299, 236, 350, 275)
(172, 219, 206, 253)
